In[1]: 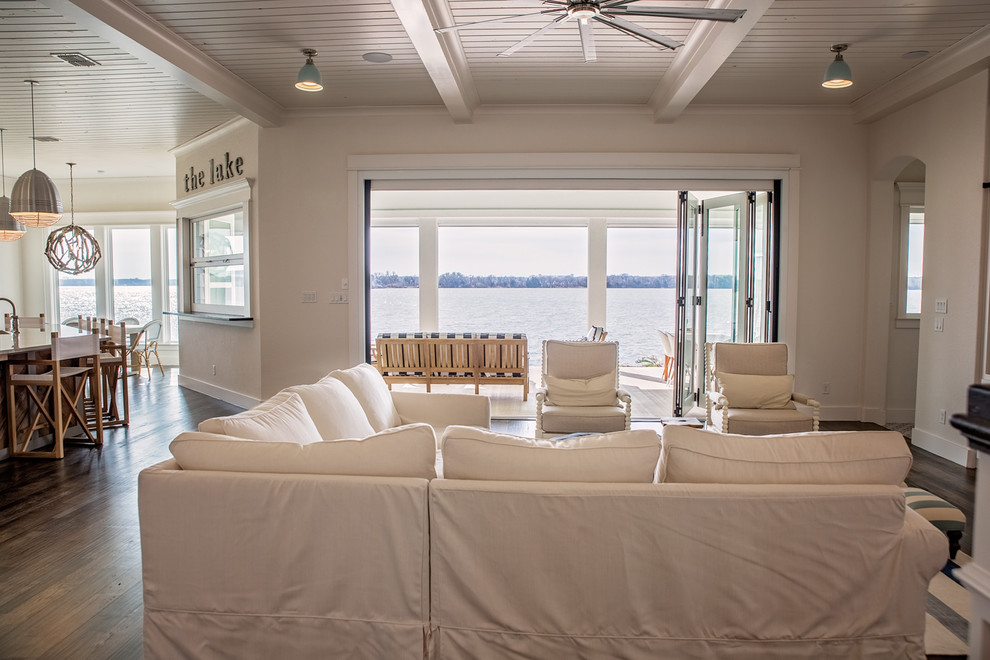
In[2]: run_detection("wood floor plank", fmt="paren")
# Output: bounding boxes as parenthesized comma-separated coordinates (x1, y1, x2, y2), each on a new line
(0, 370, 975, 658)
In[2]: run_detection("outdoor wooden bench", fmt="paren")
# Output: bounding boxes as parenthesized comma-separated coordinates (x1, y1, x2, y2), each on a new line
(375, 332, 529, 400)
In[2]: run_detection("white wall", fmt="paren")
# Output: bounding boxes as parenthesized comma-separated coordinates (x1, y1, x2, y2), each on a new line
(172, 119, 262, 405)
(865, 70, 989, 465)
(249, 108, 870, 404)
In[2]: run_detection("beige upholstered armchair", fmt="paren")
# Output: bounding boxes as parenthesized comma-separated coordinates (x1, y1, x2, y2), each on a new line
(705, 342, 820, 435)
(535, 340, 632, 437)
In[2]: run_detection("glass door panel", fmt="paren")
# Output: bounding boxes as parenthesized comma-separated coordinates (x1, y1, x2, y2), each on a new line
(675, 193, 699, 416)
(703, 192, 747, 343)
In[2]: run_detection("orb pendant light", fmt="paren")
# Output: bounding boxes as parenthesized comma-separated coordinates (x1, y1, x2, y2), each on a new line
(822, 44, 853, 89)
(10, 80, 62, 228)
(0, 129, 26, 242)
(295, 48, 324, 92)
(45, 163, 101, 274)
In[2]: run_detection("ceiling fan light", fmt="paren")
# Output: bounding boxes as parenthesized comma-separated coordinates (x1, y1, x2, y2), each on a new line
(295, 48, 323, 92)
(0, 196, 26, 241)
(822, 44, 853, 88)
(10, 168, 62, 228)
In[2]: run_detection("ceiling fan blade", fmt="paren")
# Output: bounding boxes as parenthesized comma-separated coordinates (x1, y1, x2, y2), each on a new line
(499, 15, 571, 57)
(436, 10, 560, 34)
(578, 19, 597, 62)
(594, 15, 683, 50)
(605, 7, 746, 23)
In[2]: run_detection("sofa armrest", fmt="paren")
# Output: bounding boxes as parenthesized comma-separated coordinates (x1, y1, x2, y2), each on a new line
(391, 390, 491, 430)
(791, 392, 821, 431)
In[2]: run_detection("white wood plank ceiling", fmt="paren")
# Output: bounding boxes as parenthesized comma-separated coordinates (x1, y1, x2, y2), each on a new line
(0, 0, 987, 178)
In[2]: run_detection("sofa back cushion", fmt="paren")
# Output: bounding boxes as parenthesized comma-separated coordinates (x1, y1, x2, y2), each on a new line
(659, 425, 912, 485)
(323, 363, 401, 432)
(198, 391, 323, 444)
(284, 380, 376, 441)
(170, 423, 437, 478)
(441, 426, 660, 482)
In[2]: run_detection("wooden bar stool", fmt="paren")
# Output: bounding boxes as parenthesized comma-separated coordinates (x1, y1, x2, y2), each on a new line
(94, 321, 129, 428)
(5, 332, 103, 458)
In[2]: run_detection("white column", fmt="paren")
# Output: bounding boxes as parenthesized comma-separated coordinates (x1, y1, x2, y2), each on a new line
(419, 218, 438, 332)
(588, 217, 607, 329)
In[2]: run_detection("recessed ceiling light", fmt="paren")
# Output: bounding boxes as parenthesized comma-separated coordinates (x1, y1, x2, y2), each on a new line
(902, 50, 930, 60)
(362, 52, 392, 63)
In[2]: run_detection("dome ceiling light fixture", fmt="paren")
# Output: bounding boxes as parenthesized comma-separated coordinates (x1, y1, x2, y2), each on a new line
(10, 80, 62, 228)
(295, 48, 323, 92)
(0, 129, 27, 242)
(822, 43, 853, 89)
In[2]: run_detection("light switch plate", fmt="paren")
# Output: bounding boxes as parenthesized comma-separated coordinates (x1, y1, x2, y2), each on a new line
(935, 298, 948, 314)
(301, 291, 317, 303)
(330, 292, 349, 304)
(935, 317, 944, 332)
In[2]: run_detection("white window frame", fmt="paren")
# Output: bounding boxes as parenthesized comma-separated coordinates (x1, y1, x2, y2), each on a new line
(187, 209, 246, 315)
(896, 182, 924, 326)
(172, 178, 252, 320)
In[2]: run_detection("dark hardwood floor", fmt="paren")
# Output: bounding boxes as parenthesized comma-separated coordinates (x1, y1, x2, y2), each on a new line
(0, 374, 976, 658)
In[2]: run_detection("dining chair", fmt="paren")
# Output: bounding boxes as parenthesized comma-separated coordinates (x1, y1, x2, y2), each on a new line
(136, 320, 164, 377)
(5, 332, 103, 458)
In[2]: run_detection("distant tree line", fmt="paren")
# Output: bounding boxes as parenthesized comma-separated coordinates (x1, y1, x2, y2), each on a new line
(372, 272, 740, 289)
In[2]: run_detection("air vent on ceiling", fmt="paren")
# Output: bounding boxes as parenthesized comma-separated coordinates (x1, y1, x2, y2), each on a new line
(33, 136, 60, 143)
(51, 52, 100, 67)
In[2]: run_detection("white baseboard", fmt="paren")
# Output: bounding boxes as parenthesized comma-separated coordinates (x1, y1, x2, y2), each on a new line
(861, 407, 886, 426)
(177, 374, 259, 410)
(912, 427, 977, 467)
(884, 408, 915, 424)
(818, 405, 862, 421)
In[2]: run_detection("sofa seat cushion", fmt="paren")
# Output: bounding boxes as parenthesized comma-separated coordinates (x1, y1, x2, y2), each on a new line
(711, 407, 812, 435)
(169, 423, 437, 478)
(324, 363, 401, 432)
(441, 426, 660, 482)
(540, 405, 628, 434)
(659, 425, 912, 485)
(198, 391, 323, 444)
(284, 379, 375, 441)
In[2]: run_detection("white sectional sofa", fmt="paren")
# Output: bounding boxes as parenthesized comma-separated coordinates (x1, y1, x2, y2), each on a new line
(139, 367, 947, 659)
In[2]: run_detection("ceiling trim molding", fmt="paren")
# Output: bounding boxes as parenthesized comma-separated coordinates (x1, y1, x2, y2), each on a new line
(852, 23, 990, 124)
(391, 0, 479, 123)
(684, 104, 854, 117)
(648, 0, 773, 124)
(43, 0, 283, 128)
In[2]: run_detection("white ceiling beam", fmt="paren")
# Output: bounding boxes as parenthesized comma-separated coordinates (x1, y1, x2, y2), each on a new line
(852, 24, 990, 125)
(392, 0, 479, 124)
(41, 0, 283, 128)
(648, 0, 772, 124)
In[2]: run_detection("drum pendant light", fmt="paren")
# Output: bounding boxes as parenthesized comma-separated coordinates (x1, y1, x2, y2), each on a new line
(10, 80, 62, 228)
(45, 163, 101, 274)
(0, 129, 27, 242)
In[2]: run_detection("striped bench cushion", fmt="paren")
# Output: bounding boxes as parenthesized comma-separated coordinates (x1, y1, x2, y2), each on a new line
(903, 487, 966, 533)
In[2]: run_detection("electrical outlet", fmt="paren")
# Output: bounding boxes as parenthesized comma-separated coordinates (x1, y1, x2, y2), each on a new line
(938, 409, 947, 424)
(822, 383, 830, 395)
(935, 317, 944, 332)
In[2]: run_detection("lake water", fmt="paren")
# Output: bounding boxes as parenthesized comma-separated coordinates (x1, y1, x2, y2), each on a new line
(371, 288, 737, 366)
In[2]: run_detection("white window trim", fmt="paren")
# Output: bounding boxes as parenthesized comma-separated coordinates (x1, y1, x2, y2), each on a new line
(896, 182, 924, 326)
(172, 178, 253, 320)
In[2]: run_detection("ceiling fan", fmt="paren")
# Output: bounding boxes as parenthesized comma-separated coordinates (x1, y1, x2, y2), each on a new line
(436, 1, 746, 62)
